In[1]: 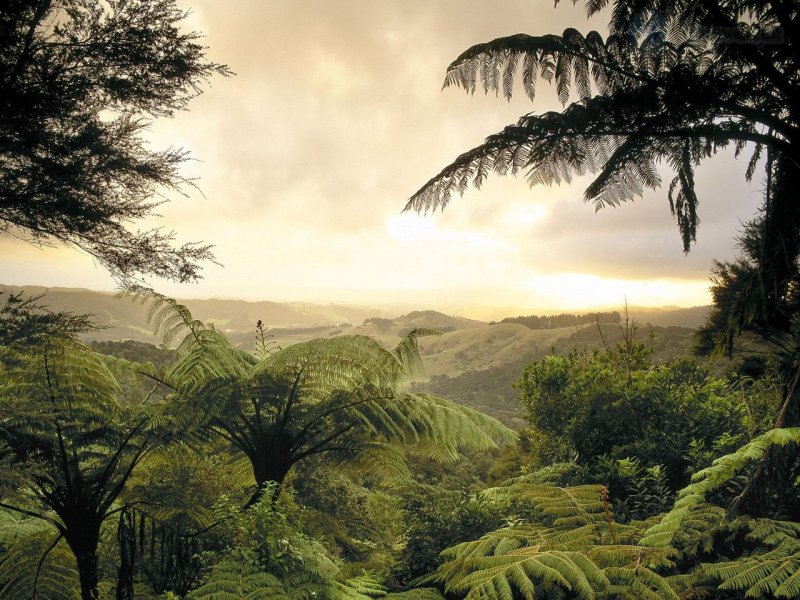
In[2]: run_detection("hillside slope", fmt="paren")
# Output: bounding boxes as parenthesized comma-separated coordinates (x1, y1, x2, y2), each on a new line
(413, 322, 704, 428)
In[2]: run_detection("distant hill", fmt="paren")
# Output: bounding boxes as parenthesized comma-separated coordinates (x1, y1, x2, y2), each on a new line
(0, 285, 386, 343)
(413, 322, 712, 428)
(493, 311, 621, 330)
(628, 305, 710, 329)
(394, 310, 485, 331)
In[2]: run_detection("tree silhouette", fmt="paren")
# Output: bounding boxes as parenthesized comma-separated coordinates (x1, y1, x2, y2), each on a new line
(407, 0, 797, 254)
(0, 0, 230, 283)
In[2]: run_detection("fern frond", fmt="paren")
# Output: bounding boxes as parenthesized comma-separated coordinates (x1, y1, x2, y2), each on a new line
(393, 328, 441, 378)
(395, 393, 515, 461)
(384, 590, 444, 600)
(187, 560, 287, 599)
(453, 549, 607, 599)
(499, 463, 578, 487)
(407, 23, 776, 253)
(258, 336, 407, 396)
(0, 523, 78, 600)
(335, 575, 388, 599)
(483, 483, 607, 528)
(640, 428, 800, 546)
(120, 286, 208, 348)
(605, 564, 678, 600)
(693, 537, 800, 599)
(441, 29, 669, 103)
(427, 475, 684, 600)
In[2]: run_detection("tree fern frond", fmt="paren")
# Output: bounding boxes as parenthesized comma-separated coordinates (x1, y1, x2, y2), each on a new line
(187, 560, 287, 599)
(482, 483, 607, 528)
(0, 524, 78, 600)
(743, 517, 800, 547)
(452, 549, 607, 599)
(442, 30, 653, 103)
(120, 286, 208, 348)
(640, 428, 800, 546)
(499, 463, 578, 487)
(393, 328, 441, 378)
(327, 441, 412, 481)
(257, 336, 406, 398)
(335, 575, 388, 599)
(692, 537, 800, 599)
(405, 86, 743, 246)
(384, 590, 444, 600)
(408, 17, 784, 253)
(605, 564, 679, 600)
(397, 393, 515, 461)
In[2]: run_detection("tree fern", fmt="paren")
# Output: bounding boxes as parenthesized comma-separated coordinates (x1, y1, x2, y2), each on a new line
(407, 0, 795, 255)
(427, 478, 677, 599)
(0, 512, 79, 599)
(0, 336, 162, 599)
(640, 428, 800, 547)
(128, 292, 514, 504)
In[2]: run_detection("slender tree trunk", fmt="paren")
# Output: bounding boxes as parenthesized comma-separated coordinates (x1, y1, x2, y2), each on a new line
(116, 509, 135, 600)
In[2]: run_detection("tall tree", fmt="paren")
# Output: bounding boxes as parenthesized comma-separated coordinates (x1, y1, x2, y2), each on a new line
(0, 0, 230, 283)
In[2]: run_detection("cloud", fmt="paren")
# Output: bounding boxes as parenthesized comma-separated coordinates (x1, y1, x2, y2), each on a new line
(0, 0, 764, 314)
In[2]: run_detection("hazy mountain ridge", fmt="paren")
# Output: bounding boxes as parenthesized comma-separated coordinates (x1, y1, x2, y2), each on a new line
(0, 285, 388, 342)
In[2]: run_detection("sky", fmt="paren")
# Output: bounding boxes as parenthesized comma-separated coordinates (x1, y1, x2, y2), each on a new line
(0, 0, 765, 319)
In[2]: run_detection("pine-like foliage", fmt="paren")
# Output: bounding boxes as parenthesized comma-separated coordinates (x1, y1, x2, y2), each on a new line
(127, 288, 514, 502)
(407, 0, 798, 254)
(0, 0, 230, 282)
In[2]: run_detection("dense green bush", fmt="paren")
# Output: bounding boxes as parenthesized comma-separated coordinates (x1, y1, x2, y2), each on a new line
(517, 350, 752, 491)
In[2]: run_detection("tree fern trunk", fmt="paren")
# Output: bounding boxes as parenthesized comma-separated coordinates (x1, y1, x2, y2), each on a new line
(64, 517, 102, 600)
(247, 451, 292, 507)
(116, 509, 135, 600)
(76, 550, 100, 600)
